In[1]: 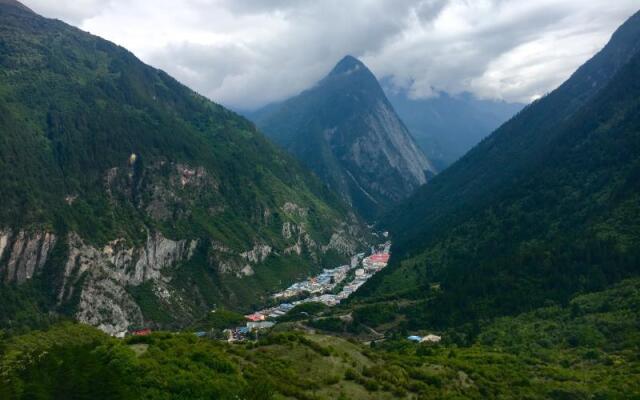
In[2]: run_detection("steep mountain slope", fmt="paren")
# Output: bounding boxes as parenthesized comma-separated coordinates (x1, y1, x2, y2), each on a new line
(250, 56, 435, 220)
(0, 2, 367, 333)
(385, 89, 523, 170)
(357, 9, 640, 327)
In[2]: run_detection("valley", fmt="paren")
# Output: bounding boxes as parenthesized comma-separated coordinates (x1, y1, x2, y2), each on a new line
(1, 1, 639, 399)
(227, 241, 391, 341)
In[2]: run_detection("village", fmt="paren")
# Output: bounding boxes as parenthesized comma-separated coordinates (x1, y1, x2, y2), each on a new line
(123, 240, 436, 343)
(121, 239, 440, 344)
(226, 240, 392, 341)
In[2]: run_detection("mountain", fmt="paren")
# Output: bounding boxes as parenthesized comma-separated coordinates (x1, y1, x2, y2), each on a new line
(248, 56, 435, 220)
(0, 1, 368, 334)
(356, 9, 640, 328)
(384, 88, 524, 170)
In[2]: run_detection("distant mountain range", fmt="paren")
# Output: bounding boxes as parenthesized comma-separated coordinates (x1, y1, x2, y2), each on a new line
(0, 1, 367, 333)
(246, 56, 434, 220)
(384, 88, 524, 170)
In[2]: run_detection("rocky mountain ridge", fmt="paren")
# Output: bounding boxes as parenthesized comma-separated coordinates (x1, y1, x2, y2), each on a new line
(249, 56, 434, 220)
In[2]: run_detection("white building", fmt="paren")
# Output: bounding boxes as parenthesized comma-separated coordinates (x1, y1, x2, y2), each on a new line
(421, 334, 442, 343)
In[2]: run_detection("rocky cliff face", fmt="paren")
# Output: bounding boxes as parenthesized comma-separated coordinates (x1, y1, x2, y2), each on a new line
(61, 233, 197, 334)
(0, 229, 196, 334)
(0, 214, 364, 334)
(251, 56, 435, 220)
(0, 230, 56, 284)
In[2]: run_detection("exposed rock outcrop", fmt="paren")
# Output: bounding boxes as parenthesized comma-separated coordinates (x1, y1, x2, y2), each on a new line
(240, 244, 272, 264)
(282, 202, 308, 219)
(58, 232, 197, 334)
(0, 230, 56, 284)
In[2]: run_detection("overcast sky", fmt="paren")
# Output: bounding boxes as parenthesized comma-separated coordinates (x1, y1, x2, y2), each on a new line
(23, 0, 640, 110)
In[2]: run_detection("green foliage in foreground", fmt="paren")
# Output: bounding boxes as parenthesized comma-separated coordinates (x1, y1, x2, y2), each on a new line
(1, 280, 639, 399)
(189, 309, 246, 331)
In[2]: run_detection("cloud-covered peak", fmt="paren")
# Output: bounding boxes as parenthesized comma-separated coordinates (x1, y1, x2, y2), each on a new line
(329, 55, 367, 76)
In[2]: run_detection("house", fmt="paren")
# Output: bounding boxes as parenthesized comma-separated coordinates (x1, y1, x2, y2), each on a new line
(247, 321, 275, 331)
(130, 328, 152, 336)
(246, 313, 265, 322)
(421, 334, 442, 343)
(225, 327, 250, 342)
(370, 253, 390, 263)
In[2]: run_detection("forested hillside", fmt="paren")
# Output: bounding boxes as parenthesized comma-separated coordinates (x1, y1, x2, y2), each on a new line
(356, 9, 640, 328)
(0, 1, 367, 333)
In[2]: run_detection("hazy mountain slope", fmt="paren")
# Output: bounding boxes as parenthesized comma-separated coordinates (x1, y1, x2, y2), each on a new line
(385, 89, 524, 169)
(356, 9, 640, 326)
(250, 56, 435, 220)
(0, 2, 367, 333)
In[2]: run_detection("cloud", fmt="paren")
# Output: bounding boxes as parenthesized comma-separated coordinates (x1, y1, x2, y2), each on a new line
(25, 0, 111, 25)
(23, 0, 640, 108)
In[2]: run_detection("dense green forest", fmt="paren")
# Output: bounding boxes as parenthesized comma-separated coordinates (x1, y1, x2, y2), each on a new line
(355, 9, 640, 331)
(1, 279, 638, 399)
(0, 1, 365, 328)
(0, 1, 349, 243)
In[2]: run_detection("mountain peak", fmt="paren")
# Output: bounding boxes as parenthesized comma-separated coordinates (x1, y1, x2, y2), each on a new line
(329, 55, 367, 76)
(254, 55, 434, 219)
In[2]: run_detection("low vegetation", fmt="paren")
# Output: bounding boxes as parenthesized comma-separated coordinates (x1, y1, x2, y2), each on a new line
(2, 279, 638, 399)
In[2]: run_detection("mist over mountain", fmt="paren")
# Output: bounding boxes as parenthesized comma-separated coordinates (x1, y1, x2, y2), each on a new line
(248, 56, 434, 220)
(384, 87, 524, 170)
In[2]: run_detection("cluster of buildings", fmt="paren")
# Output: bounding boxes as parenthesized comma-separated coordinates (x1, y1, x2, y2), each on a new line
(332, 243, 391, 302)
(273, 264, 353, 299)
(247, 302, 295, 321)
(111, 243, 395, 343)
(245, 242, 392, 323)
(223, 320, 277, 342)
(109, 242, 393, 343)
(407, 334, 442, 344)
